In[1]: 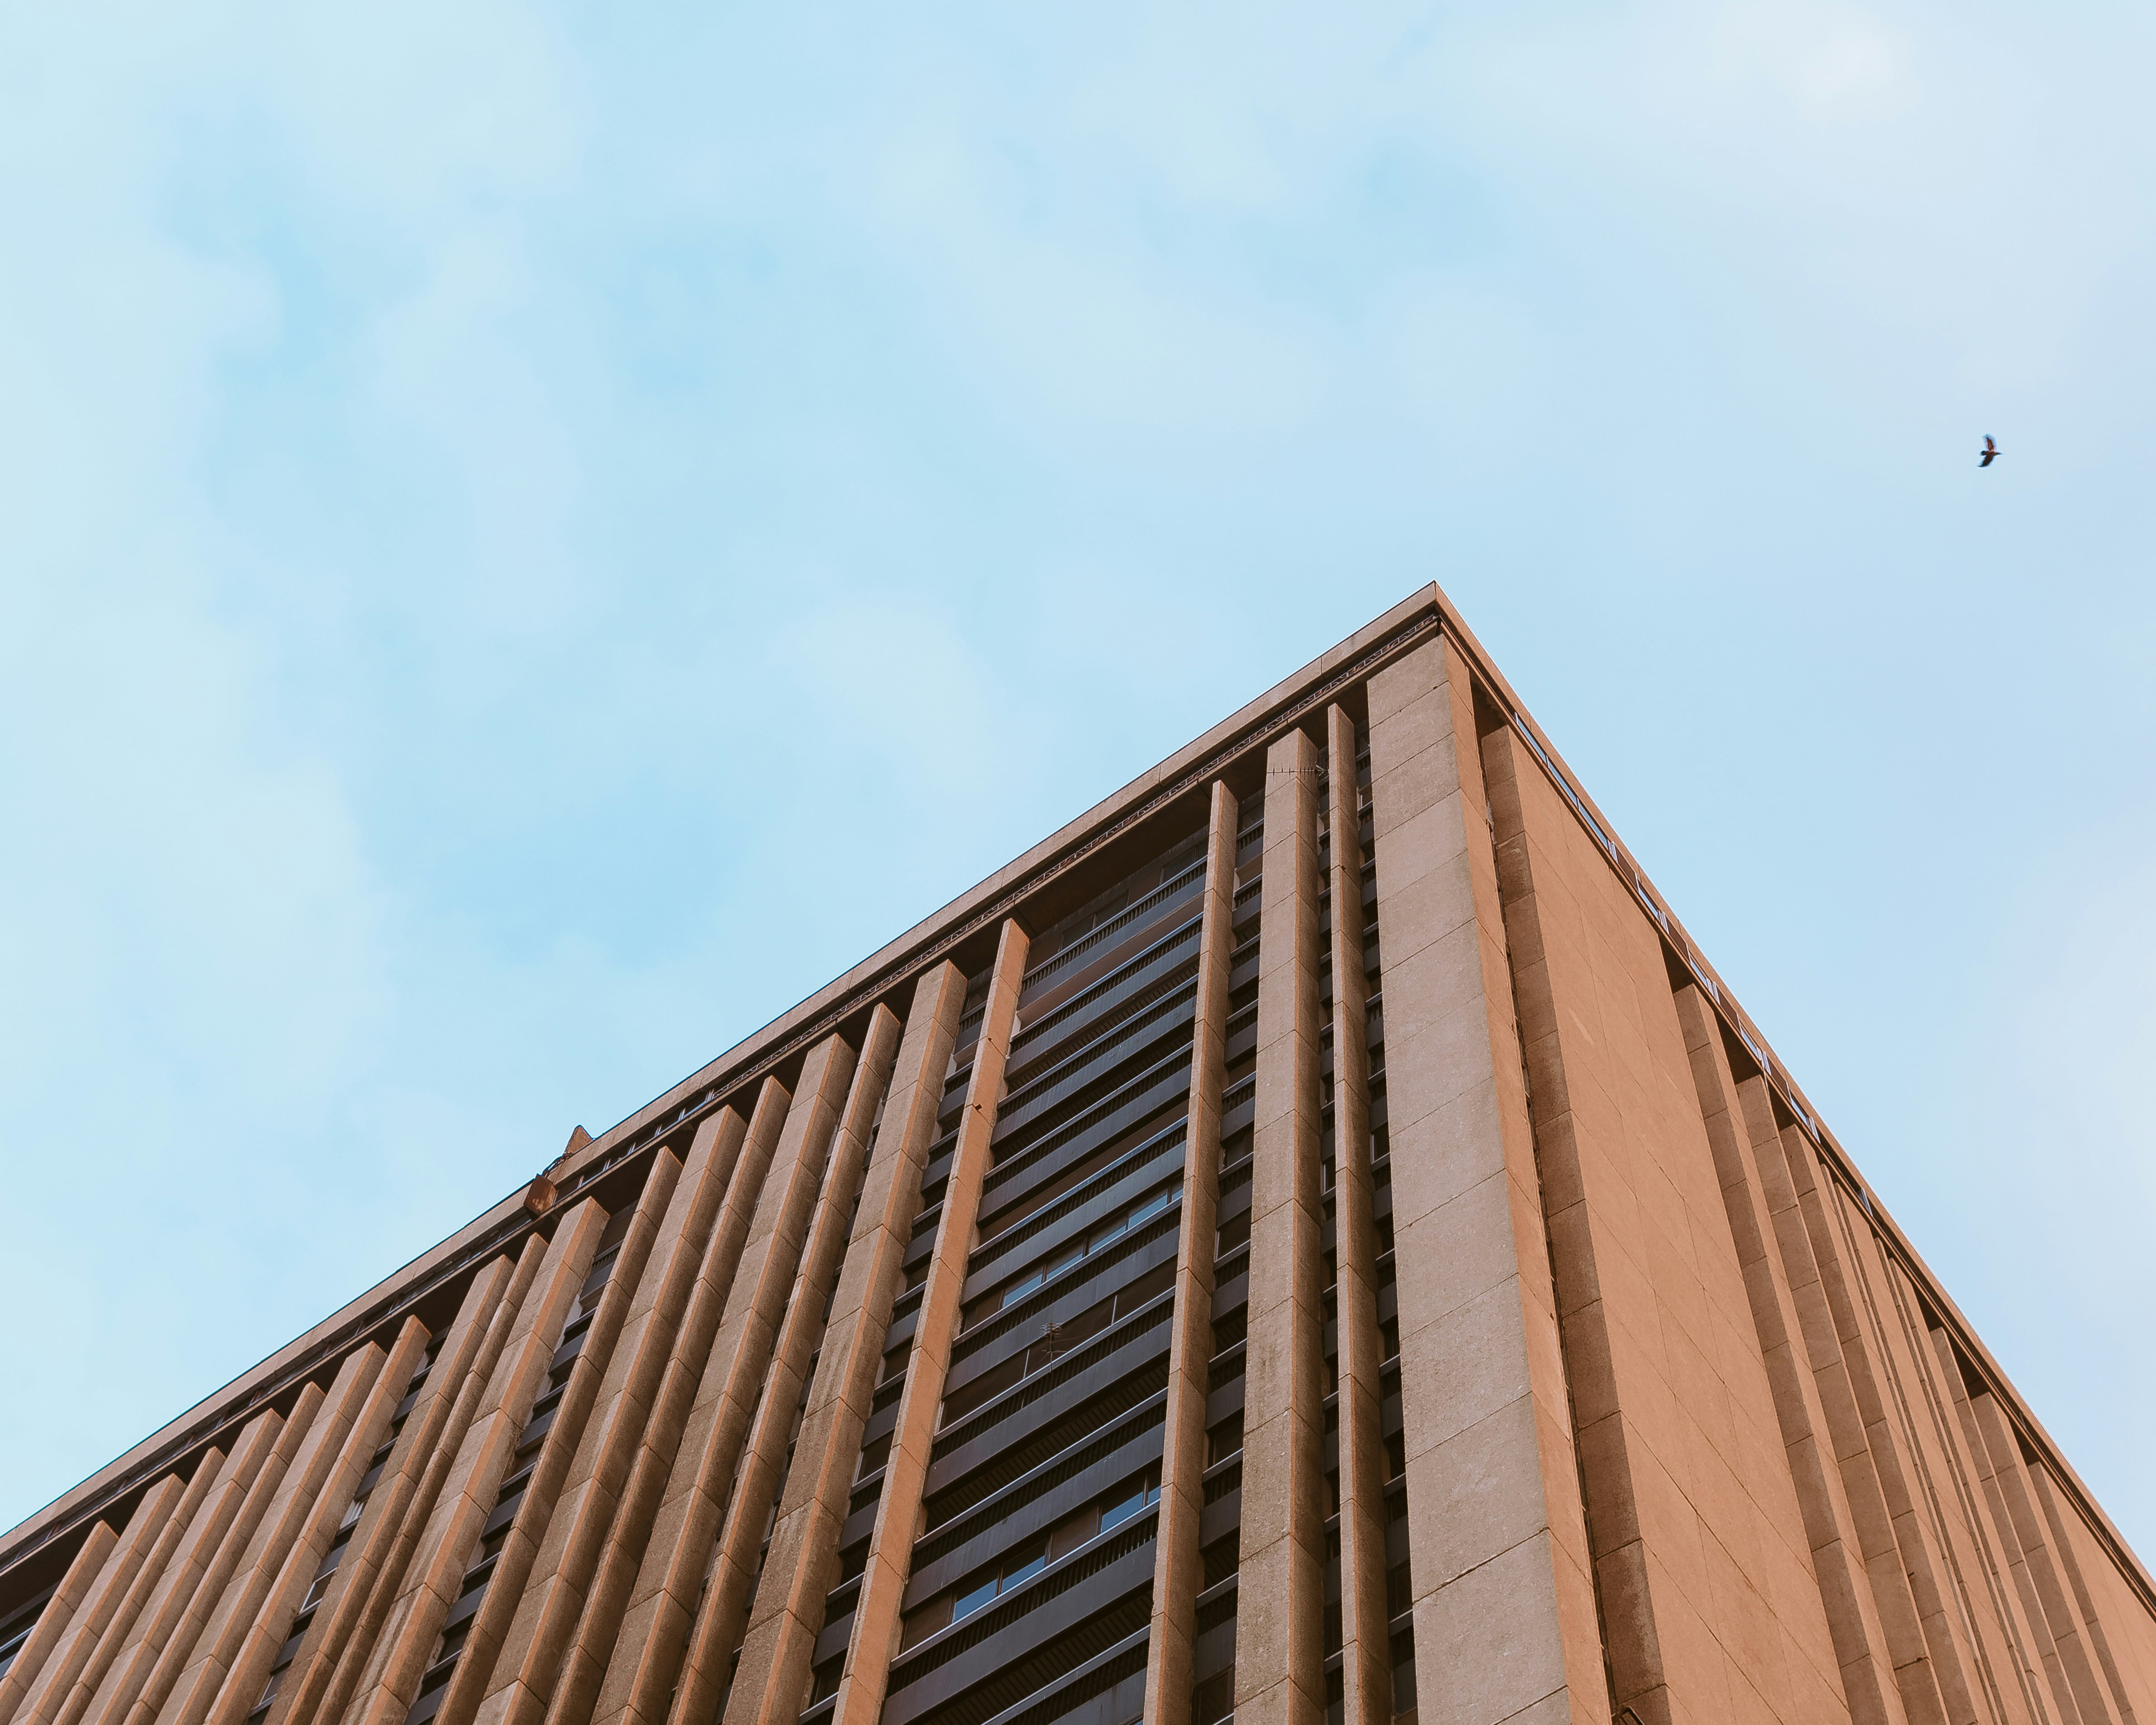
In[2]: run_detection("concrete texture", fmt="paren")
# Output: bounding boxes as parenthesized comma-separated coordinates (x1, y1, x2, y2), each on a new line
(7, 594, 2151, 1725)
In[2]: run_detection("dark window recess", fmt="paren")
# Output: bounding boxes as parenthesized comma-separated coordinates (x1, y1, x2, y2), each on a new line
(481, 1485, 526, 1540)
(1390, 1625, 1417, 1718)
(517, 1406, 558, 1456)
(1208, 1412, 1244, 1467)
(980, 1114, 1185, 1249)
(270, 1631, 304, 1674)
(967, 1183, 1180, 1328)
(900, 1472, 1160, 1651)
(430, 1620, 473, 1673)
(299, 1535, 349, 1612)
(0, 1602, 43, 1680)
(942, 1260, 1178, 1427)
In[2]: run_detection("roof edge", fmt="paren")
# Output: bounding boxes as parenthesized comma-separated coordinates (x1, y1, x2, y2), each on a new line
(9, 578, 2147, 1621)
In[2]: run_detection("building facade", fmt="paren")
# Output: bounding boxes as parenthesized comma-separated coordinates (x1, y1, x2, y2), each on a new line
(4, 588, 2151, 1725)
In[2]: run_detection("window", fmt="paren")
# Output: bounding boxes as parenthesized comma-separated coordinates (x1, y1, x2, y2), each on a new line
(989, 1181, 1182, 1317)
(0, 1620, 34, 1681)
(1098, 1479, 1157, 1535)
(897, 1471, 1161, 1651)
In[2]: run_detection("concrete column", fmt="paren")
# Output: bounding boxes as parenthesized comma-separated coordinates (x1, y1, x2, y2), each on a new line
(1237, 725, 1327, 1725)
(0, 1520, 118, 1724)
(1731, 1079, 1951, 1725)
(1966, 1395, 2115, 1725)
(1925, 1335, 2072, 1725)
(611, 1010, 901, 1725)
(1366, 636, 1601, 1725)
(831, 919, 1030, 1725)
(720, 962, 966, 1725)
(128, 1391, 326, 1725)
(540, 1056, 851, 1725)
(1673, 986, 1911, 1725)
(8, 1476, 182, 1725)
(438, 1137, 697, 1725)
(340, 1203, 608, 1725)
(1772, 1126, 1985, 1725)
(1325, 703, 1390, 1725)
(45, 1464, 222, 1725)
(81, 1415, 286, 1725)
(1142, 782, 1238, 1725)
(1828, 1196, 2034, 1725)
(160, 1341, 399, 1725)
(2023, 1466, 2141, 1725)
(202, 1322, 433, 1725)
(283, 1254, 524, 1725)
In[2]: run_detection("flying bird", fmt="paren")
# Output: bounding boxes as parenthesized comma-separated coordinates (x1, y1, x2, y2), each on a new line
(1979, 435, 1999, 468)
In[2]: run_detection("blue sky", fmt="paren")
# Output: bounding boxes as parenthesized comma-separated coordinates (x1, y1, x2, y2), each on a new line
(3, 1, 2153, 1559)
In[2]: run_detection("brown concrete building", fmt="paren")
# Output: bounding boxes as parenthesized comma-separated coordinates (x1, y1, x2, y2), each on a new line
(5, 586, 2151, 1725)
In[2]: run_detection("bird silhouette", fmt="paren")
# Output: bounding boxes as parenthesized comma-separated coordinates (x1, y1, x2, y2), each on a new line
(1979, 435, 1999, 468)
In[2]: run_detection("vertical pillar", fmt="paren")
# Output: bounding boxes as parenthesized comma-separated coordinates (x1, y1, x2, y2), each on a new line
(611, 1010, 901, 1725)
(341, 1203, 607, 1725)
(81, 1415, 287, 1725)
(1966, 1395, 2116, 1725)
(1367, 637, 1601, 1725)
(1237, 726, 1327, 1725)
(452, 1094, 769, 1725)
(1772, 1121, 1987, 1725)
(720, 963, 967, 1725)
(2023, 1466, 2141, 1725)
(1834, 1194, 2033, 1725)
(1927, 1332, 2074, 1725)
(46, 1463, 223, 1725)
(0, 1521, 119, 1723)
(830, 919, 1030, 1725)
(1735, 1074, 1949, 1725)
(1672, 984, 1911, 1725)
(128, 1390, 326, 1725)
(203, 1321, 433, 1725)
(1142, 782, 1238, 1725)
(163, 1340, 401, 1725)
(1326, 704, 1390, 1725)
(546, 1054, 845, 1725)
(8, 1476, 183, 1725)
(440, 1141, 690, 1725)
(283, 1254, 525, 1725)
